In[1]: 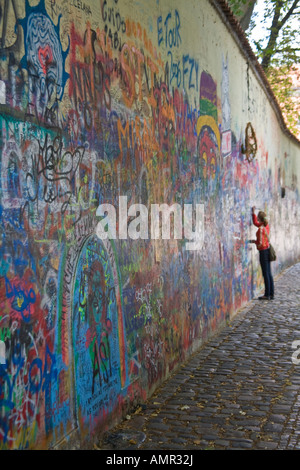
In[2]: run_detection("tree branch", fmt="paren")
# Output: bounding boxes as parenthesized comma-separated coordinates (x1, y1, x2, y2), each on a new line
(272, 47, 300, 53)
(260, 0, 300, 71)
(261, 1, 284, 70)
(278, 0, 299, 28)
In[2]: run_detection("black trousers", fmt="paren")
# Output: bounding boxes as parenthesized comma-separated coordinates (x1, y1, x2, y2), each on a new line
(259, 248, 274, 297)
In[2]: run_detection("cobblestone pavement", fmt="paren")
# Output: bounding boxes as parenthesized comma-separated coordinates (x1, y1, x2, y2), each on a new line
(98, 263, 300, 451)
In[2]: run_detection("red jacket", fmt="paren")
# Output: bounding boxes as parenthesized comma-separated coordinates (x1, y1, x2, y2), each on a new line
(252, 214, 270, 251)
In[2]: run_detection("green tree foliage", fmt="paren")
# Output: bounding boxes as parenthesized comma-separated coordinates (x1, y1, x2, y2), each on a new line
(228, 0, 300, 137)
(228, 0, 257, 29)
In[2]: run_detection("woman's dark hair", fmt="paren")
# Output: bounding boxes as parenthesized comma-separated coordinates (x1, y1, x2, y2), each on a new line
(258, 211, 268, 227)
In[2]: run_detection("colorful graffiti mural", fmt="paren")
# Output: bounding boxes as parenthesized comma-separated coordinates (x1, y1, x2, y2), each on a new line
(0, 0, 299, 449)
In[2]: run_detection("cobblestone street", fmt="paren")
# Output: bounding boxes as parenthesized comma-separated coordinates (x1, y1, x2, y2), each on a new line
(99, 263, 300, 451)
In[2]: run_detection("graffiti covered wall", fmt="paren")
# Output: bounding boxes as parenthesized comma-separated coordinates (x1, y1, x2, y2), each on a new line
(0, 0, 299, 449)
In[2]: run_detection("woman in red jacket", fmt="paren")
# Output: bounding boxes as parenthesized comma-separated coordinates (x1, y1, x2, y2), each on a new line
(250, 207, 274, 300)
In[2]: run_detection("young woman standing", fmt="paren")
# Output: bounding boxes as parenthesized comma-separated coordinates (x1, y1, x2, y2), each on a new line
(250, 207, 274, 300)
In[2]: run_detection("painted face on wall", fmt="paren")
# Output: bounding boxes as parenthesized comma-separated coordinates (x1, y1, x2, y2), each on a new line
(87, 259, 108, 325)
(20, 1, 69, 114)
(72, 235, 126, 426)
(198, 126, 219, 181)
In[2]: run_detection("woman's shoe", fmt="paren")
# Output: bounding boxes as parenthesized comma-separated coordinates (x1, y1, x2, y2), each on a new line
(258, 295, 270, 300)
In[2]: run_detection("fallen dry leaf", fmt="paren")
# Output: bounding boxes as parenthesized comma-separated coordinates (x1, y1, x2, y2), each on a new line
(129, 439, 137, 445)
(180, 405, 190, 410)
